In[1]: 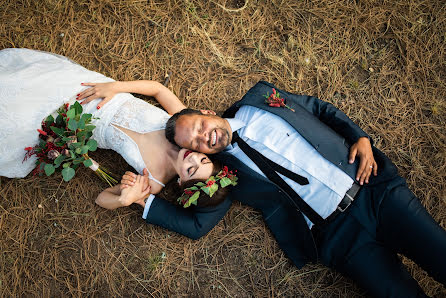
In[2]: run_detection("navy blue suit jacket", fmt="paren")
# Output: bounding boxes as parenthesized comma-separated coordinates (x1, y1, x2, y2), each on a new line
(146, 81, 399, 268)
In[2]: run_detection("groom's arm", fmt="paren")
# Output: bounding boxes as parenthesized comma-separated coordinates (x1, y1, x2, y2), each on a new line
(144, 196, 232, 240)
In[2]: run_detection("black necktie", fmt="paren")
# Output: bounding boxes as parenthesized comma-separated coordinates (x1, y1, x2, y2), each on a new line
(231, 132, 324, 226)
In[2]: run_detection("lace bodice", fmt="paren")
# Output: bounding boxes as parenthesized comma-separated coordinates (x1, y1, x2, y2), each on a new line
(93, 95, 171, 185)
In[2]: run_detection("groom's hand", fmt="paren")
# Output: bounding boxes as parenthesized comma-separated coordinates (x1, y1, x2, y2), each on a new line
(120, 168, 150, 189)
(120, 171, 137, 190)
(119, 174, 152, 207)
(349, 137, 378, 185)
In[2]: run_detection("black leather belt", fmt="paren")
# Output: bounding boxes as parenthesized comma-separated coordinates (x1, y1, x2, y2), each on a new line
(325, 183, 361, 222)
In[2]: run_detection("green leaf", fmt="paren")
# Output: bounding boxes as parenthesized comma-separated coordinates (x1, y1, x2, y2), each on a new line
(84, 125, 95, 132)
(73, 101, 83, 114)
(50, 126, 64, 136)
(83, 159, 93, 167)
(62, 167, 75, 181)
(219, 177, 232, 188)
(184, 191, 200, 208)
(56, 114, 64, 126)
(81, 113, 92, 123)
(86, 131, 93, 139)
(54, 154, 66, 166)
(75, 147, 82, 154)
(208, 183, 218, 197)
(195, 182, 205, 187)
(45, 115, 54, 125)
(68, 118, 78, 131)
(70, 141, 81, 148)
(87, 139, 97, 151)
(78, 118, 86, 130)
(63, 162, 71, 168)
(44, 164, 55, 176)
(80, 145, 89, 154)
(201, 186, 210, 196)
(67, 108, 75, 119)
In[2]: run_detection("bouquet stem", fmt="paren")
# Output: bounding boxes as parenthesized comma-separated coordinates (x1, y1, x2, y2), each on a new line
(83, 155, 118, 187)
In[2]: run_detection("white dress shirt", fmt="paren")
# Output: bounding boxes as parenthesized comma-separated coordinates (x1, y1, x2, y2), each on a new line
(226, 105, 354, 228)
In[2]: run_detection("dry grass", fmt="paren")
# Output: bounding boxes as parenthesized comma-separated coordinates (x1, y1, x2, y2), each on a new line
(1, 0, 445, 296)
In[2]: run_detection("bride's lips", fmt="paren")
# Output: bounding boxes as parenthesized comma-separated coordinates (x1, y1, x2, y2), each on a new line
(184, 150, 192, 160)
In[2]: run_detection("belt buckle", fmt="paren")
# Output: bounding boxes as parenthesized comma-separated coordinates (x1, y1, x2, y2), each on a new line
(337, 192, 354, 213)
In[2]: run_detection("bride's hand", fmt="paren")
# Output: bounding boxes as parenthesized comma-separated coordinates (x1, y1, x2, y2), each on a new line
(76, 82, 120, 109)
(119, 174, 152, 207)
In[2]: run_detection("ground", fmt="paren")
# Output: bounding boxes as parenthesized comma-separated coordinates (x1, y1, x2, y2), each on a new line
(0, 0, 445, 296)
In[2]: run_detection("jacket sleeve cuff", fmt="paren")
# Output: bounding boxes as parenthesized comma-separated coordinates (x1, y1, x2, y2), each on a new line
(142, 194, 155, 219)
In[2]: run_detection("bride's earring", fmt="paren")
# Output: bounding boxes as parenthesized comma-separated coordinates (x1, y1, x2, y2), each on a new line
(177, 177, 181, 185)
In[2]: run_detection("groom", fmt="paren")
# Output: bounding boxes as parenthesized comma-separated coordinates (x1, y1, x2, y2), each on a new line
(158, 81, 446, 296)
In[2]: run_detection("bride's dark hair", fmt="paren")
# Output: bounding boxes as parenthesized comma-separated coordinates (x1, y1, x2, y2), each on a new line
(176, 160, 234, 208)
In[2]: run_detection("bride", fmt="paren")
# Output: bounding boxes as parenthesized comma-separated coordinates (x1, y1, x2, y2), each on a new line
(0, 48, 234, 235)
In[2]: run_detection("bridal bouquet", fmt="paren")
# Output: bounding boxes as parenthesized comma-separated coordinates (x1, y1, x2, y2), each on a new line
(24, 102, 117, 186)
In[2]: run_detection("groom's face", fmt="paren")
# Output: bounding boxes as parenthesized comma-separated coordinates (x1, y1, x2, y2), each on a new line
(174, 114, 232, 154)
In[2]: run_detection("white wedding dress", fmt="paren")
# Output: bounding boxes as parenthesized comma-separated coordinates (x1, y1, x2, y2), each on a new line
(0, 48, 170, 185)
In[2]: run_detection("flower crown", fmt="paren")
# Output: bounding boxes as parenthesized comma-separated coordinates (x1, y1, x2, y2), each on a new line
(178, 166, 238, 208)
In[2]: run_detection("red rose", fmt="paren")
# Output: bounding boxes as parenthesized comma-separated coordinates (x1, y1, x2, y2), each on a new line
(206, 180, 215, 187)
(24, 147, 33, 151)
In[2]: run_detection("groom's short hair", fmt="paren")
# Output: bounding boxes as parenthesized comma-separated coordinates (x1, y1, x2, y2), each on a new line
(165, 108, 203, 146)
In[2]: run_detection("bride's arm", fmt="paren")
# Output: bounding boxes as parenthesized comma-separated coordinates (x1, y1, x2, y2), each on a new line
(77, 81, 186, 114)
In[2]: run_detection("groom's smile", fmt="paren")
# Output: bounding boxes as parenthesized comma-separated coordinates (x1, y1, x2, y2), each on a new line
(174, 114, 232, 154)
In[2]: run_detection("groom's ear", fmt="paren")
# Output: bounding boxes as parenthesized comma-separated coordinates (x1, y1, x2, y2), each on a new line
(200, 109, 216, 115)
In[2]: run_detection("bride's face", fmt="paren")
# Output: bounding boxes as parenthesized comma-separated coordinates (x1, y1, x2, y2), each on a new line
(176, 148, 214, 183)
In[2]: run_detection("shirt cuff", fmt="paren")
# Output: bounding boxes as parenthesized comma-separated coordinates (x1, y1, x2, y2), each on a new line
(142, 194, 155, 220)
